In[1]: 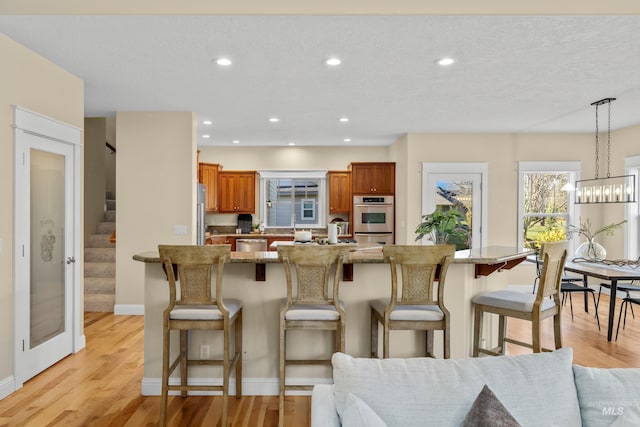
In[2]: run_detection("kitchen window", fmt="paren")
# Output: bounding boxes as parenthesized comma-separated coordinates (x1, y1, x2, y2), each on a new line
(259, 171, 327, 228)
(517, 161, 580, 252)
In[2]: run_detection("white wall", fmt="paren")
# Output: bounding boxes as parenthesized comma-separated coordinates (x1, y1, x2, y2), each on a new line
(84, 118, 107, 242)
(115, 112, 197, 308)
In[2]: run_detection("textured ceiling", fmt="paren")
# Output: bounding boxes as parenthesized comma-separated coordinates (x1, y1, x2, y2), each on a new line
(1, 15, 640, 146)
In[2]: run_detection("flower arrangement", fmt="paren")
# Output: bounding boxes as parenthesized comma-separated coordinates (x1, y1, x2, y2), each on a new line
(567, 218, 626, 241)
(568, 218, 626, 261)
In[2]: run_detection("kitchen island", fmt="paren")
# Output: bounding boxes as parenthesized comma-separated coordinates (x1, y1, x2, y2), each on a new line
(134, 245, 532, 396)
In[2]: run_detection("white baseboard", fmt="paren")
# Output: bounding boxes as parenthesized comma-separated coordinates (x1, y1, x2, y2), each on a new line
(114, 304, 144, 315)
(74, 334, 86, 353)
(141, 376, 332, 396)
(0, 375, 16, 401)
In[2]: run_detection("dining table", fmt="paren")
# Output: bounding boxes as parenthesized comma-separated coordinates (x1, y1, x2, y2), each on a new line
(564, 260, 640, 341)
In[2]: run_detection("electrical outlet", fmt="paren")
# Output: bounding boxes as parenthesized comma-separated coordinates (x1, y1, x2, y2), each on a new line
(200, 344, 210, 360)
(242, 351, 249, 360)
(174, 224, 187, 235)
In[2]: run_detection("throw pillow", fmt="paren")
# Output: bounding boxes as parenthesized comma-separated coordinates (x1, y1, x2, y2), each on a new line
(462, 385, 521, 427)
(342, 392, 388, 427)
(573, 365, 640, 426)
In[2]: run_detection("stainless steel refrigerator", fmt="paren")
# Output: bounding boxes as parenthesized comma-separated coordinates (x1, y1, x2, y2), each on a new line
(197, 183, 206, 245)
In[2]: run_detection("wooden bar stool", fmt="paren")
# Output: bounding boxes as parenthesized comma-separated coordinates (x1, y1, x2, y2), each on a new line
(472, 241, 567, 356)
(277, 245, 351, 427)
(158, 244, 242, 427)
(370, 244, 456, 359)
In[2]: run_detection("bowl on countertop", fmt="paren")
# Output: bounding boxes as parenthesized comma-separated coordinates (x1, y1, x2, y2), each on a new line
(294, 230, 313, 242)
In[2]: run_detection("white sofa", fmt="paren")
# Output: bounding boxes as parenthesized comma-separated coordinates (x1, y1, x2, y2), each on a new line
(312, 348, 640, 426)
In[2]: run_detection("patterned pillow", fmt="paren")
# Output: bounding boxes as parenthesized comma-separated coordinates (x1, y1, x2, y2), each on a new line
(462, 385, 521, 427)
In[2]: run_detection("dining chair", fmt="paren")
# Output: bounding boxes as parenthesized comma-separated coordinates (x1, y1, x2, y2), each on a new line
(616, 295, 640, 340)
(598, 281, 640, 319)
(158, 245, 242, 427)
(560, 280, 601, 330)
(370, 244, 456, 359)
(277, 244, 351, 427)
(473, 240, 568, 355)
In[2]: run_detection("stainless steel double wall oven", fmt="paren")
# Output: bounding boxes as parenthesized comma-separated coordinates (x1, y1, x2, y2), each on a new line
(353, 195, 394, 244)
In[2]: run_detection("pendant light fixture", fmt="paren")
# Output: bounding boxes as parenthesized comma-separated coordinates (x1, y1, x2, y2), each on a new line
(575, 97, 636, 204)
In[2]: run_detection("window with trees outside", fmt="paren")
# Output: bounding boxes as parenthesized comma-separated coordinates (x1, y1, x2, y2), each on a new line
(518, 161, 580, 252)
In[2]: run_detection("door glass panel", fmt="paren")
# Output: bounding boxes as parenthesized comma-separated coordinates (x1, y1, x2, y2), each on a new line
(434, 179, 473, 250)
(30, 149, 65, 348)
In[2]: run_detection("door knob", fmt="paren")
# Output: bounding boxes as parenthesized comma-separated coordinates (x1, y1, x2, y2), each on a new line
(66, 257, 76, 264)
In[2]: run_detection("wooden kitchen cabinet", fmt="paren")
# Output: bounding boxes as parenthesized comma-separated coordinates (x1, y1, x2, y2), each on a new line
(328, 171, 352, 213)
(198, 162, 220, 213)
(218, 171, 257, 213)
(350, 162, 396, 195)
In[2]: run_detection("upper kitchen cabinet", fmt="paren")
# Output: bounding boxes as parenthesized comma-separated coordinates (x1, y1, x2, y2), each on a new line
(199, 162, 220, 213)
(328, 171, 352, 213)
(218, 171, 257, 213)
(350, 162, 396, 195)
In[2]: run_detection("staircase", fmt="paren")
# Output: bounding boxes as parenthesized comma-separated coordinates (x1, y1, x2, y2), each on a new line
(84, 197, 116, 312)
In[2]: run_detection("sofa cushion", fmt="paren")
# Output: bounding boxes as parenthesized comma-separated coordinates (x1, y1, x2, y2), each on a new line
(342, 393, 388, 427)
(461, 385, 521, 427)
(332, 348, 580, 426)
(573, 365, 640, 426)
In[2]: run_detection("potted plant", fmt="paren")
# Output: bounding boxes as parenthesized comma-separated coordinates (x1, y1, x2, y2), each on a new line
(415, 208, 469, 248)
(568, 218, 626, 261)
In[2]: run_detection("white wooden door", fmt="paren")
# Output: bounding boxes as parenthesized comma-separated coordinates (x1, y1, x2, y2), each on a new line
(422, 163, 488, 249)
(13, 107, 83, 387)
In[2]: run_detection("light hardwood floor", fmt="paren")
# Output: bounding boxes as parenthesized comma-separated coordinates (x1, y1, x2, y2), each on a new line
(1, 294, 639, 426)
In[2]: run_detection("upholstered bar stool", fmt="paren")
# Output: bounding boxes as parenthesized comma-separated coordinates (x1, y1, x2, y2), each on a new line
(158, 245, 242, 427)
(472, 240, 568, 356)
(277, 244, 351, 427)
(370, 244, 456, 359)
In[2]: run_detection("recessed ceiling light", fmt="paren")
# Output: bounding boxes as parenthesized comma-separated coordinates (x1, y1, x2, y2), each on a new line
(202, 134, 211, 138)
(216, 57, 232, 66)
(339, 117, 349, 123)
(344, 138, 351, 142)
(288, 142, 296, 146)
(435, 57, 456, 66)
(232, 140, 240, 144)
(269, 117, 280, 123)
(325, 57, 342, 66)
(202, 120, 212, 125)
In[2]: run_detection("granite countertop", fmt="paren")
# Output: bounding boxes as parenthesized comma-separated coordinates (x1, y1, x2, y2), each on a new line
(207, 233, 289, 239)
(453, 246, 535, 264)
(133, 245, 533, 265)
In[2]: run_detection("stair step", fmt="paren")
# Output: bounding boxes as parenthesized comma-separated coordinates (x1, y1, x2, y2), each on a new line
(85, 247, 115, 262)
(106, 199, 116, 210)
(97, 221, 116, 235)
(104, 210, 116, 222)
(84, 261, 115, 277)
(84, 293, 115, 312)
(87, 234, 115, 248)
(84, 277, 115, 294)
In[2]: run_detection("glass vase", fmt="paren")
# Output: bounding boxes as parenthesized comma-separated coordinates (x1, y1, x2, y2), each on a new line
(575, 239, 606, 261)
